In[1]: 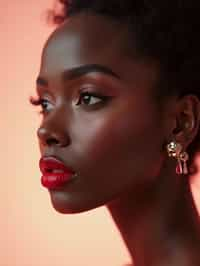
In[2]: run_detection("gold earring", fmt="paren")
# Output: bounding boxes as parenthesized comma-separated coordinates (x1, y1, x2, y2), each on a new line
(166, 141, 189, 175)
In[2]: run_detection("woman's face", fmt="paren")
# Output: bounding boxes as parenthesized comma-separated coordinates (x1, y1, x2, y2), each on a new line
(36, 14, 173, 213)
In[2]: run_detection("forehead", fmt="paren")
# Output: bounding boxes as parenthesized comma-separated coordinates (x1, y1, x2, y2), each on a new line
(41, 14, 131, 74)
(40, 14, 159, 90)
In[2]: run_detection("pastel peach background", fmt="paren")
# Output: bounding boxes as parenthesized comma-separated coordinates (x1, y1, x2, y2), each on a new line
(1, 1, 200, 266)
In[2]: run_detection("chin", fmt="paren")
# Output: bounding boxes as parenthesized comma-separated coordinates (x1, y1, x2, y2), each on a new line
(49, 190, 103, 214)
(52, 204, 80, 214)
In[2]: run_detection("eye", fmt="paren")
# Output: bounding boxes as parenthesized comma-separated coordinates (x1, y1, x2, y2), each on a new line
(75, 92, 110, 107)
(30, 96, 54, 114)
(40, 99, 54, 113)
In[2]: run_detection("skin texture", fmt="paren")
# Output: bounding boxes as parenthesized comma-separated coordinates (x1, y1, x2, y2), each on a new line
(35, 14, 200, 266)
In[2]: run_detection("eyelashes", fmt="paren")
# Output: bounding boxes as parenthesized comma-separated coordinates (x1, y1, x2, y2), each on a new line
(29, 95, 48, 115)
(75, 91, 110, 106)
(29, 91, 112, 115)
(29, 95, 41, 106)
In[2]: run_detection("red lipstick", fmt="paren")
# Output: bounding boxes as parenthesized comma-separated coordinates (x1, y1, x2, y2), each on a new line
(39, 157, 75, 189)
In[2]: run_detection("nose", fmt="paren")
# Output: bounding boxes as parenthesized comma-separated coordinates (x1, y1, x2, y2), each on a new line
(37, 118, 70, 148)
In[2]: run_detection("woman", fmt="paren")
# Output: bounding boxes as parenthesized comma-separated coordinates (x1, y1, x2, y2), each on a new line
(30, 1, 200, 265)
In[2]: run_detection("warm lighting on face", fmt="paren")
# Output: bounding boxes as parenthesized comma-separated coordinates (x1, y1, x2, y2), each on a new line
(1, 2, 200, 266)
(0, 2, 130, 266)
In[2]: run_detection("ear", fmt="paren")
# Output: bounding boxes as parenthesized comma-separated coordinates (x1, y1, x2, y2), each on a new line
(172, 95, 200, 148)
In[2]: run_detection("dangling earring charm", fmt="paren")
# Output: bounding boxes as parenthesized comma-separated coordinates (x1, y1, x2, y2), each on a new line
(180, 151, 189, 174)
(166, 141, 189, 175)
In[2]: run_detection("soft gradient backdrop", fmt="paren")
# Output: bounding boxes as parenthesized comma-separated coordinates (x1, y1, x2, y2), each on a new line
(1, 1, 200, 265)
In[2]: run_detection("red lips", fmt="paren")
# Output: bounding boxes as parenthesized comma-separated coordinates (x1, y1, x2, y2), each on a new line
(39, 157, 75, 189)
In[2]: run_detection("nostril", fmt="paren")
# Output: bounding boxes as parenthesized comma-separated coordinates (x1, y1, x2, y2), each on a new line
(46, 138, 60, 146)
(37, 126, 70, 147)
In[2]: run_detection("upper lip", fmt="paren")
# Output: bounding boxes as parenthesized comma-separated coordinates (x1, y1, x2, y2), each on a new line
(39, 156, 75, 175)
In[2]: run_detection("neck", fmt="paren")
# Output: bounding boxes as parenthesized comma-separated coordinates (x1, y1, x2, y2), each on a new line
(106, 161, 200, 266)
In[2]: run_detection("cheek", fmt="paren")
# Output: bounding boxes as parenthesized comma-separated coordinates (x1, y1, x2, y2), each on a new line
(73, 102, 164, 181)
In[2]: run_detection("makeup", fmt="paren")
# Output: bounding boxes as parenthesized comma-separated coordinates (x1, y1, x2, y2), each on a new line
(39, 156, 75, 189)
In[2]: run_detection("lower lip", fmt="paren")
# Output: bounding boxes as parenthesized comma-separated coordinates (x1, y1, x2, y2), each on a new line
(41, 173, 73, 189)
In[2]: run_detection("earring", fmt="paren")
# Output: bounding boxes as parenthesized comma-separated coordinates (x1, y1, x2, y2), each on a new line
(166, 141, 189, 175)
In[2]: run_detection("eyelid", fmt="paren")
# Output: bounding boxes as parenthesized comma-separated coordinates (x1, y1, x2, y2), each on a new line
(77, 83, 114, 96)
(79, 84, 111, 98)
(29, 95, 41, 106)
(29, 95, 52, 105)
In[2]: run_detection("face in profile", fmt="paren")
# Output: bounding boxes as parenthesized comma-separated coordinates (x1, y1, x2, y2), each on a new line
(35, 14, 171, 214)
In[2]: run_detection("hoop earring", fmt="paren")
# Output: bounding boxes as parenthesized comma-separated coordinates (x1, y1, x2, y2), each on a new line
(166, 141, 189, 175)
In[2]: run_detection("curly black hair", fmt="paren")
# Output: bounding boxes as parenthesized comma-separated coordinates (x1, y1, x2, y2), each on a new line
(47, 0, 200, 169)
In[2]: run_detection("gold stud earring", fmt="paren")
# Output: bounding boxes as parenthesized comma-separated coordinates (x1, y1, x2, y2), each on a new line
(166, 141, 189, 175)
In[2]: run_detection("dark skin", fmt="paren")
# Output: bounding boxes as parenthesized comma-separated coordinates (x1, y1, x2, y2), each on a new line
(35, 14, 200, 266)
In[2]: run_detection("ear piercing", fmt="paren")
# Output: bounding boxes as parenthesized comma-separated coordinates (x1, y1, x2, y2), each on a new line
(166, 141, 189, 175)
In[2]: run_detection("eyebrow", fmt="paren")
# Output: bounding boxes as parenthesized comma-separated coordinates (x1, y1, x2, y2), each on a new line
(36, 64, 120, 87)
